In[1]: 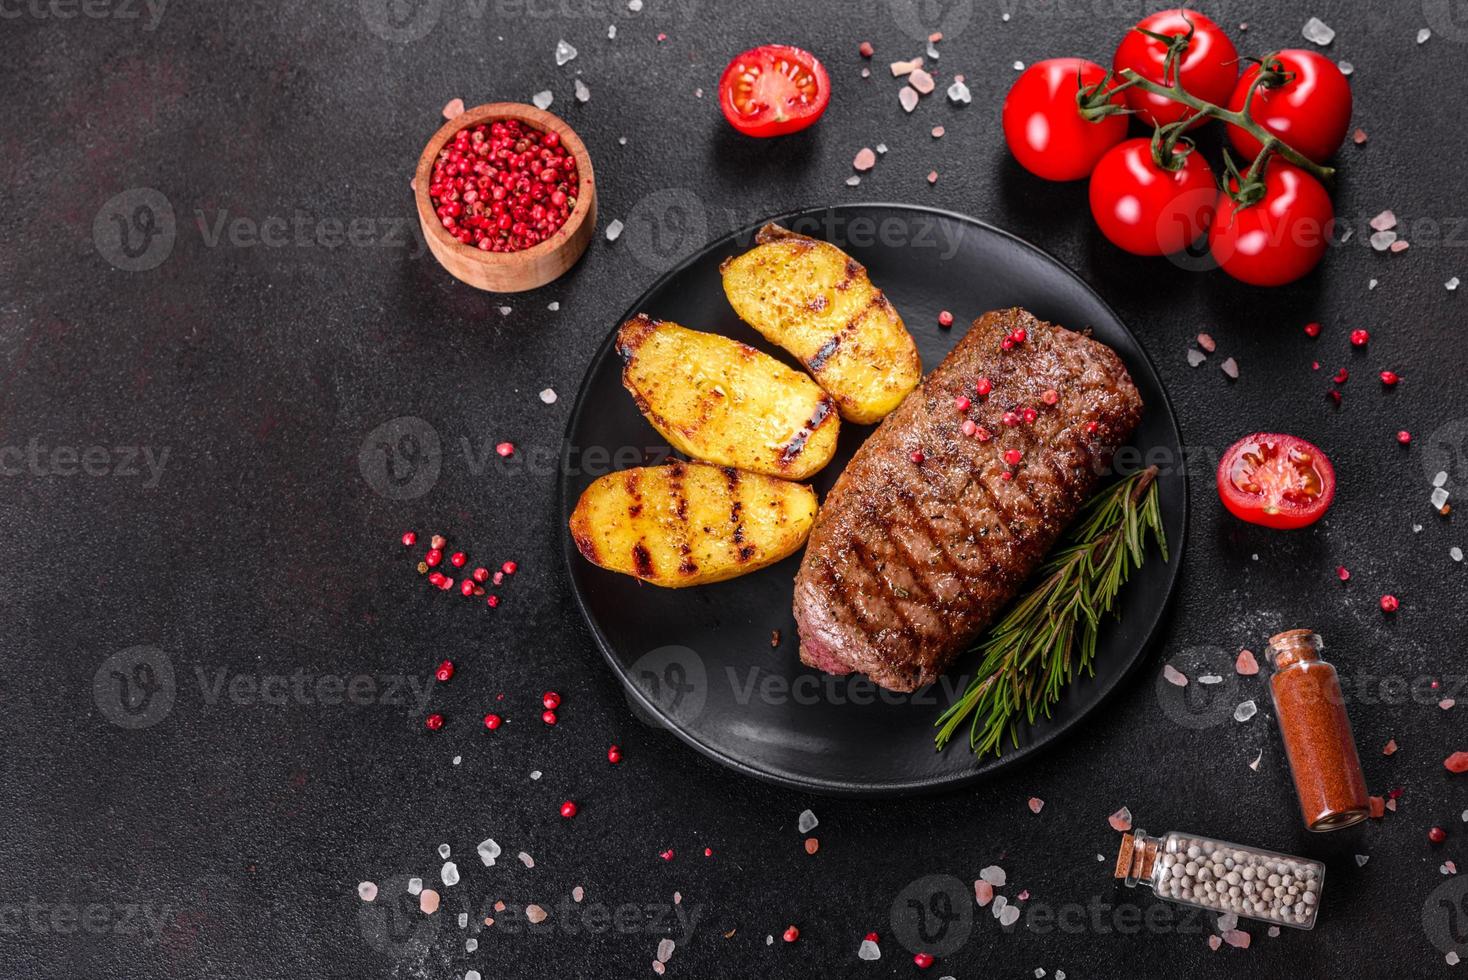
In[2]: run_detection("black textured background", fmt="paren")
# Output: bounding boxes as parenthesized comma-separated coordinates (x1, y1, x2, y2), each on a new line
(5, 1, 1468, 978)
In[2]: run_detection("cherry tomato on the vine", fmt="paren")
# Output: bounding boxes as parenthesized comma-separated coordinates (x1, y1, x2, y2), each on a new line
(1208, 161, 1333, 286)
(718, 44, 830, 138)
(1216, 433, 1336, 530)
(1226, 49, 1353, 164)
(1088, 138, 1216, 256)
(1113, 9, 1238, 128)
(1002, 58, 1128, 181)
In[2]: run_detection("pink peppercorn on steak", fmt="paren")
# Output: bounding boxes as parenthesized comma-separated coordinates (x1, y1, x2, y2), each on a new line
(792, 308, 1144, 692)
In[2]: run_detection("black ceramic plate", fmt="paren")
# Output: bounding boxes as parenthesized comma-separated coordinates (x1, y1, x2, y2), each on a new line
(560, 204, 1186, 796)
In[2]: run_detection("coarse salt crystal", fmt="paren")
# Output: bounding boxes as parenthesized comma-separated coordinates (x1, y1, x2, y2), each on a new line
(798, 809, 819, 833)
(606, 219, 624, 242)
(1217, 913, 1238, 932)
(1196, 333, 1216, 352)
(1418, 28, 1432, 43)
(1432, 487, 1451, 510)
(466, 938, 478, 952)
(1013, 60, 1025, 70)
(1435, 471, 1449, 487)
(899, 87, 920, 113)
(518, 851, 535, 868)
(927, 171, 938, 185)
(575, 78, 590, 103)
(1236, 650, 1259, 675)
(947, 80, 972, 104)
(1356, 854, 1370, 867)
(628, 0, 641, 9)
(1268, 926, 1280, 938)
(573, 886, 585, 902)
(1224, 930, 1251, 949)
(555, 39, 578, 65)
(408, 877, 423, 895)
(526, 904, 548, 924)
(1108, 807, 1132, 831)
(1208, 935, 1223, 951)
(1449, 952, 1461, 966)
(1163, 664, 1188, 686)
(980, 865, 1007, 886)
(1234, 700, 1257, 722)
(890, 58, 922, 77)
(1370, 210, 1397, 231)
(608, 24, 616, 39)
(1444, 699, 1457, 710)
(1448, 277, 1461, 291)
(1384, 739, 1398, 755)
(442, 98, 465, 120)
(1199, 674, 1224, 685)
(992, 894, 1008, 917)
(975, 880, 995, 906)
(909, 68, 935, 95)
(466, 971, 481, 980)
(932, 126, 945, 138)
(1221, 357, 1239, 379)
(358, 881, 377, 902)
(1338, 61, 1353, 75)
(532, 90, 553, 110)
(438, 844, 451, 859)
(477, 838, 501, 866)
(853, 148, 877, 171)
(877, 143, 888, 154)
(420, 888, 441, 914)
(999, 905, 1021, 927)
(1370, 230, 1397, 251)
(1249, 750, 1262, 771)
(1186, 349, 1207, 368)
(845, 176, 862, 187)
(1028, 797, 1045, 814)
(858, 938, 881, 960)
(657, 938, 675, 963)
(1302, 16, 1335, 45)
(1452, 547, 1463, 562)
(540, 388, 558, 404)
(441, 862, 459, 886)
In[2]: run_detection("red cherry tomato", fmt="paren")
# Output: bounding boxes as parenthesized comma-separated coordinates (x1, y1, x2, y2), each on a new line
(1002, 58, 1128, 182)
(1217, 433, 1336, 530)
(1208, 162, 1333, 286)
(1226, 50, 1353, 164)
(1113, 9, 1239, 128)
(718, 44, 830, 138)
(1088, 138, 1216, 256)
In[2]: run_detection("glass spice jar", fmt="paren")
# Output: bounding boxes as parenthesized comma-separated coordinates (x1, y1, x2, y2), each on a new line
(1115, 829, 1325, 930)
(1267, 629, 1370, 832)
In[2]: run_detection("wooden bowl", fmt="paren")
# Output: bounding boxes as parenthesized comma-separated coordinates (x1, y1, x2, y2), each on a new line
(414, 102, 596, 293)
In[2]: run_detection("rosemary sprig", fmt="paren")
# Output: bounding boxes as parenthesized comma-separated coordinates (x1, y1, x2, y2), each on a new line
(934, 466, 1167, 757)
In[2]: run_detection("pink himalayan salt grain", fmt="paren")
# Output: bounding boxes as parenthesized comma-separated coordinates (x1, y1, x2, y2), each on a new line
(653, 962, 665, 975)
(526, 904, 548, 924)
(1236, 650, 1259, 675)
(1447, 752, 1468, 773)
(1384, 739, 1398, 756)
(975, 880, 994, 906)
(1208, 935, 1223, 951)
(927, 171, 939, 185)
(932, 126, 945, 138)
(1018, 889, 1030, 900)
(419, 889, 440, 914)
(909, 68, 935, 94)
(853, 147, 877, 171)
(1028, 797, 1044, 814)
(1163, 664, 1188, 686)
(442, 98, 465, 120)
(1108, 807, 1133, 831)
(1223, 929, 1251, 949)
(1444, 699, 1458, 710)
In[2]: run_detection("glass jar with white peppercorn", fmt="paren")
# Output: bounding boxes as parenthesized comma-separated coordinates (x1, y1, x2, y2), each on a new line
(1115, 829, 1325, 930)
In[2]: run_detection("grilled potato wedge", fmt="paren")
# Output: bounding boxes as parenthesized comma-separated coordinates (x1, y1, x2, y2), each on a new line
(720, 224, 921, 424)
(618, 314, 839, 481)
(569, 461, 817, 588)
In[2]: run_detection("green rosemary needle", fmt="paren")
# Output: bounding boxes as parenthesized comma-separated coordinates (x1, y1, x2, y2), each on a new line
(934, 466, 1167, 757)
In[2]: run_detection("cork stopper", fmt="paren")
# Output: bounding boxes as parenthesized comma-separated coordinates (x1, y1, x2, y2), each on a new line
(1113, 832, 1157, 882)
(1268, 628, 1323, 670)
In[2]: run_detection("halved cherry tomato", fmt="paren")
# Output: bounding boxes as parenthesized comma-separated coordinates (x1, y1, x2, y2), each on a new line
(1217, 433, 1336, 530)
(1002, 58, 1128, 182)
(1088, 138, 1216, 256)
(718, 44, 830, 138)
(1208, 161, 1333, 286)
(1113, 9, 1238, 128)
(1226, 50, 1353, 164)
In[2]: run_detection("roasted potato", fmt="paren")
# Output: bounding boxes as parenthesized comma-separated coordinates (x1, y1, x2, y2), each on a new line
(720, 224, 921, 424)
(617, 314, 839, 481)
(569, 461, 817, 588)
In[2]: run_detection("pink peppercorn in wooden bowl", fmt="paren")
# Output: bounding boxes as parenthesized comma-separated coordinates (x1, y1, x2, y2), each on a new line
(414, 102, 597, 293)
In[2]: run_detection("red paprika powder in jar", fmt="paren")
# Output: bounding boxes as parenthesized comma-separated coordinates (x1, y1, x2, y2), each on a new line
(1267, 629, 1370, 831)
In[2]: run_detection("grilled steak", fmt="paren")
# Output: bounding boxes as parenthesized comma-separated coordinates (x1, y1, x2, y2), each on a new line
(793, 308, 1144, 692)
